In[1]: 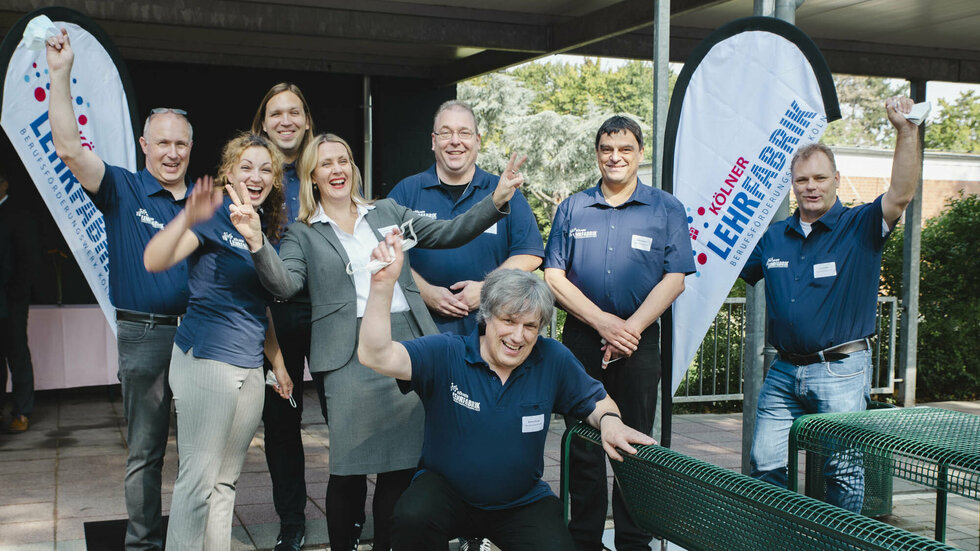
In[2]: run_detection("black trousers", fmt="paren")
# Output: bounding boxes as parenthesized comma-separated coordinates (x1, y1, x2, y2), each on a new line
(263, 299, 312, 529)
(391, 470, 575, 551)
(0, 298, 33, 418)
(563, 315, 658, 551)
(327, 469, 414, 551)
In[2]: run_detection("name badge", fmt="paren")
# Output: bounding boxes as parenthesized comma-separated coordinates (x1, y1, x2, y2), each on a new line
(813, 261, 837, 278)
(483, 222, 498, 235)
(522, 414, 545, 433)
(631, 234, 652, 252)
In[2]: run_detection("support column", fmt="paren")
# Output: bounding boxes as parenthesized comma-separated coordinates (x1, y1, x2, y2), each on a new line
(897, 79, 925, 406)
(363, 75, 374, 198)
(742, 0, 803, 473)
(653, 0, 672, 447)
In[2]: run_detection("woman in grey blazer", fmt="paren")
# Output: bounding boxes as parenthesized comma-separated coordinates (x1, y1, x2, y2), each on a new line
(230, 133, 526, 550)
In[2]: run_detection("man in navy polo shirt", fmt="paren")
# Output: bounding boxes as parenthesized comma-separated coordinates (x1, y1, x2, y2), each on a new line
(388, 100, 543, 337)
(47, 30, 192, 551)
(741, 96, 921, 513)
(544, 115, 695, 551)
(358, 235, 654, 550)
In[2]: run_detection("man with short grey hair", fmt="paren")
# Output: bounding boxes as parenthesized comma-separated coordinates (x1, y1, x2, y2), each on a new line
(358, 235, 654, 550)
(388, 99, 543, 337)
(47, 29, 194, 550)
(741, 96, 921, 513)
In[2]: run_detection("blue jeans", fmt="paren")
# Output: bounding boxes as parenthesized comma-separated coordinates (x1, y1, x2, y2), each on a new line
(116, 317, 177, 551)
(750, 349, 871, 513)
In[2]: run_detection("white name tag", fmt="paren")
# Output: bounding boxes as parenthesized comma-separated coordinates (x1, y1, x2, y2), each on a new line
(522, 414, 545, 433)
(813, 262, 837, 278)
(483, 222, 498, 235)
(377, 225, 399, 238)
(631, 234, 652, 251)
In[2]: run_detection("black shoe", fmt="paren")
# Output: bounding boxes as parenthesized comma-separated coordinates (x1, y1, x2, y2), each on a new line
(351, 521, 363, 550)
(274, 525, 305, 551)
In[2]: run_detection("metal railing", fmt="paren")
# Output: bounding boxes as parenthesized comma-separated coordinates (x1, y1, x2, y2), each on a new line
(674, 296, 900, 403)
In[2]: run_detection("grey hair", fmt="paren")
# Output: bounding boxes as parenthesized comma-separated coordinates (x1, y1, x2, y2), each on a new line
(143, 110, 194, 141)
(433, 99, 479, 134)
(477, 269, 554, 334)
(791, 142, 836, 174)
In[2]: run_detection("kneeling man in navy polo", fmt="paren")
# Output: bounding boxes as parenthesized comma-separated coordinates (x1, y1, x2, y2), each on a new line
(741, 96, 921, 513)
(358, 232, 655, 551)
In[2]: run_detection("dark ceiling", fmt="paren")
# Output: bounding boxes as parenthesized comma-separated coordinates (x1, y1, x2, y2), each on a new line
(1, 0, 977, 84)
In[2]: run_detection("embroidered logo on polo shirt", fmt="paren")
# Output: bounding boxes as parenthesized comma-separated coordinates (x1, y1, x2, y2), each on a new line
(450, 382, 480, 412)
(413, 209, 437, 219)
(222, 232, 249, 251)
(570, 227, 597, 239)
(766, 257, 789, 269)
(135, 208, 164, 230)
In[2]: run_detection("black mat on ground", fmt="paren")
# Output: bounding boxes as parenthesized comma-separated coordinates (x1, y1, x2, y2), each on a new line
(83, 517, 168, 550)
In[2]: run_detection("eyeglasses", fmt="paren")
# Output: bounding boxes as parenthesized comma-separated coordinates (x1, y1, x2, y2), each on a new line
(432, 128, 475, 141)
(149, 107, 188, 117)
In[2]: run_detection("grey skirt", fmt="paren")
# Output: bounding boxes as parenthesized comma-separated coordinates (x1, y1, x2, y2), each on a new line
(322, 311, 425, 475)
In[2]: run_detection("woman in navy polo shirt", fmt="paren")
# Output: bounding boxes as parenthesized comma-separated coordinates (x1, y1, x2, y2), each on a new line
(231, 133, 524, 550)
(144, 132, 293, 550)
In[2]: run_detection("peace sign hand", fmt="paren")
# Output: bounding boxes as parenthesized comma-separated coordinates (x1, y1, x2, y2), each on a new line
(227, 180, 264, 251)
(491, 152, 528, 209)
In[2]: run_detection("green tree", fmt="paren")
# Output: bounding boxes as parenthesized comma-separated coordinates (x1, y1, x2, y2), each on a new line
(925, 90, 980, 153)
(822, 75, 908, 148)
(460, 73, 603, 234)
(880, 194, 980, 401)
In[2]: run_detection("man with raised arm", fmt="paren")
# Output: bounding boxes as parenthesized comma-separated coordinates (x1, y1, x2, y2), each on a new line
(741, 96, 921, 513)
(47, 30, 194, 551)
(544, 115, 695, 551)
(388, 100, 543, 337)
(357, 234, 654, 550)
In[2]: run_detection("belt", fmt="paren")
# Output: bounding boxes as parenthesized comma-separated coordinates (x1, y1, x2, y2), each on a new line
(116, 309, 180, 326)
(777, 339, 869, 366)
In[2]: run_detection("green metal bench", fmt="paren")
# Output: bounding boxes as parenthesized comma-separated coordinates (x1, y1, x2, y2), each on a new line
(561, 422, 961, 550)
(789, 406, 980, 543)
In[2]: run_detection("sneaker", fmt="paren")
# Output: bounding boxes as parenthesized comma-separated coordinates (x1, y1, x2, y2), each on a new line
(459, 537, 492, 551)
(273, 525, 305, 551)
(7, 415, 28, 433)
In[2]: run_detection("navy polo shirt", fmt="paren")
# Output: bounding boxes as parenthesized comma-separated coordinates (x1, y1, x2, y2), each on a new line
(283, 162, 301, 225)
(544, 181, 695, 319)
(174, 197, 271, 368)
(388, 164, 544, 335)
(402, 329, 606, 509)
(741, 197, 890, 355)
(92, 164, 189, 315)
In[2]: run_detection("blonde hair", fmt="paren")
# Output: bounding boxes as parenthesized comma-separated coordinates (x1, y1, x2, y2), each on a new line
(297, 133, 371, 225)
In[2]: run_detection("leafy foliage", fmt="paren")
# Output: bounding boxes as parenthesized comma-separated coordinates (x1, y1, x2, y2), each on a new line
(822, 75, 908, 148)
(925, 90, 980, 153)
(459, 58, 675, 234)
(881, 194, 980, 401)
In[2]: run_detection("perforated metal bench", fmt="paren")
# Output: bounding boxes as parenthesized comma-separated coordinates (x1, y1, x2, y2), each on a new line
(789, 406, 980, 543)
(561, 422, 960, 551)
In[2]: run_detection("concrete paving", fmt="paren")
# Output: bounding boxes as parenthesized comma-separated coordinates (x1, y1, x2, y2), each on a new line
(0, 387, 976, 550)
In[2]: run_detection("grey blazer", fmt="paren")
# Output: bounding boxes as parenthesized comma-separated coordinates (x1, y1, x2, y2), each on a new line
(252, 195, 507, 372)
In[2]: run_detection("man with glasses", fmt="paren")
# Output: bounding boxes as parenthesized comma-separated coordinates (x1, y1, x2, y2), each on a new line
(388, 100, 543, 339)
(47, 30, 193, 551)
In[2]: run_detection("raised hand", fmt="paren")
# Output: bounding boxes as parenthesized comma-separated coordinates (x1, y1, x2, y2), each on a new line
(491, 152, 528, 208)
(369, 229, 404, 286)
(885, 96, 916, 131)
(45, 28, 73, 74)
(185, 175, 223, 227)
(227, 180, 263, 251)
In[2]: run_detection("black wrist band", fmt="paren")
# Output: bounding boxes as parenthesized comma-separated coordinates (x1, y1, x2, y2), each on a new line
(599, 412, 621, 426)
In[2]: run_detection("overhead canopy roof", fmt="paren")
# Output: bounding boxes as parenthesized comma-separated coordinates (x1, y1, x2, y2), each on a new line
(0, 0, 977, 84)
